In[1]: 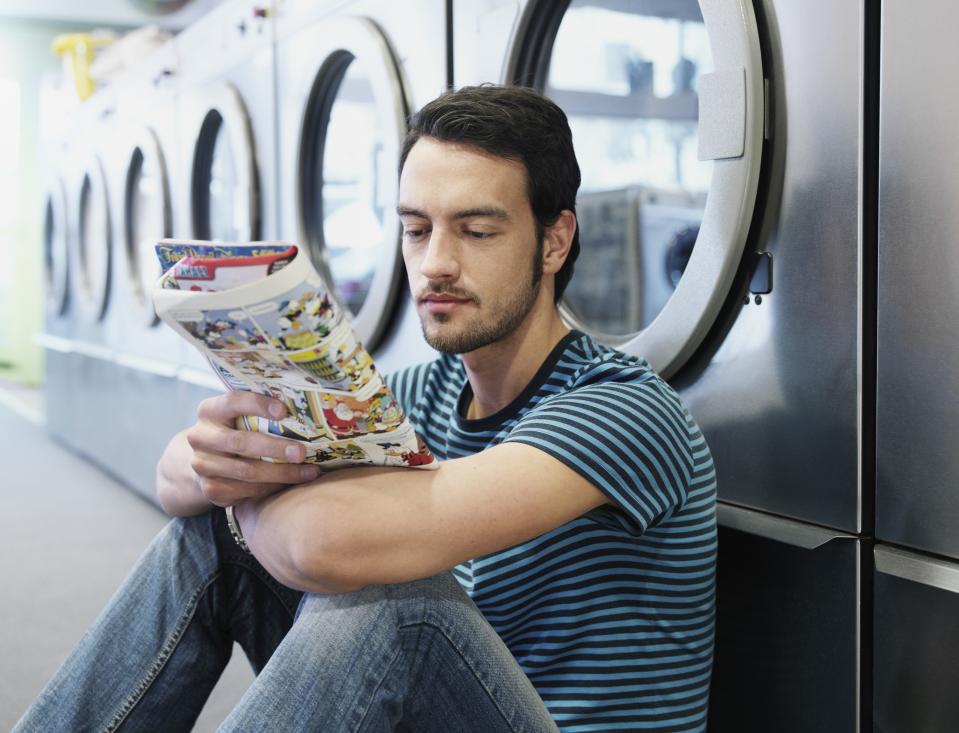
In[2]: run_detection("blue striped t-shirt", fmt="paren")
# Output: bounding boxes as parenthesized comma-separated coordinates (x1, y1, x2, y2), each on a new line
(385, 330, 717, 732)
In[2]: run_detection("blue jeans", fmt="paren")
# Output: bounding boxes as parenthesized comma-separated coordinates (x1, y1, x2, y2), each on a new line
(14, 510, 558, 732)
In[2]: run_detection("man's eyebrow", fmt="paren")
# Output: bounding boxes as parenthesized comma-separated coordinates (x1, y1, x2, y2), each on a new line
(453, 207, 510, 221)
(396, 206, 511, 221)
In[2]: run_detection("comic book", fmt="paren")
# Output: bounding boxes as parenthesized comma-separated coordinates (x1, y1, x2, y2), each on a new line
(152, 240, 436, 471)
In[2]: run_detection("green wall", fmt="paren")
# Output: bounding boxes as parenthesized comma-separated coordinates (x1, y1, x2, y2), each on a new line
(0, 20, 122, 385)
(0, 21, 64, 384)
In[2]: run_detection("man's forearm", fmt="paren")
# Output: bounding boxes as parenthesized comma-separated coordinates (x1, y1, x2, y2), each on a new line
(156, 429, 212, 517)
(234, 487, 359, 595)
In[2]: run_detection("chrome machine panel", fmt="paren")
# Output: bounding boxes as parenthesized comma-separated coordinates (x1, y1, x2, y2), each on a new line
(874, 2, 959, 728)
(874, 546, 959, 732)
(681, 0, 864, 532)
(876, 0, 959, 561)
(711, 507, 861, 732)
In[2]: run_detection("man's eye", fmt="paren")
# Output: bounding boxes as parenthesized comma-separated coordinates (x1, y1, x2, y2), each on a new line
(466, 230, 495, 240)
(403, 229, 428, 241)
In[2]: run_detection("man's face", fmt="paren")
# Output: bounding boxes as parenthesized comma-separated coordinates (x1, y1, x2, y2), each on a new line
(398, 137, 543, 354)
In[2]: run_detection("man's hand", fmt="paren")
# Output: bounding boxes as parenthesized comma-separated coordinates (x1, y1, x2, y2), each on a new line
(156, 391, 320, 516)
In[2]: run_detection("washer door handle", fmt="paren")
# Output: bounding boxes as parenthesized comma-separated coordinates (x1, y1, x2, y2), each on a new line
(875, 545, 959, 595)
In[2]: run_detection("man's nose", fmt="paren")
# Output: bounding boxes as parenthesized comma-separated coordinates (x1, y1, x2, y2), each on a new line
(419, 228, 460, 281)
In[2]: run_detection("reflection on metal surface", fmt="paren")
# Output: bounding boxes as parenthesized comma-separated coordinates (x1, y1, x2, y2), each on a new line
(875, 545, 959, 595)
(877, 0, 959, 561)
(716, 501, 854, 550)
(710, 526, 859, 731)
(874, 565, 959, 732)
(673, 0, 862, 531)
(544, 0, 712, 339)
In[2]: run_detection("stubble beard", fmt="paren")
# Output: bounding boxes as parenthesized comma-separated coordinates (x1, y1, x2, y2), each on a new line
(421, 239, 544, 355)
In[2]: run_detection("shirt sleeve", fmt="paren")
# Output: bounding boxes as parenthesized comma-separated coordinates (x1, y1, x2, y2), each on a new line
(504, 380, 694, 533)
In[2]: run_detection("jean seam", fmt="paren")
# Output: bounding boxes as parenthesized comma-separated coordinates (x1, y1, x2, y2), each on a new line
(400, 620, 525, 733)
(350, 647, 406, 733)
(100, 571, 222, 733)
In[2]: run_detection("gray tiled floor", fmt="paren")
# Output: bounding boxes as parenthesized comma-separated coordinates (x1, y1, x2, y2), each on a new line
(0, 395, 254, 731)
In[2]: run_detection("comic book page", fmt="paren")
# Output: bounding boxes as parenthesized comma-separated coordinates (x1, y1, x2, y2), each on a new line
(152, 240, 436, 471)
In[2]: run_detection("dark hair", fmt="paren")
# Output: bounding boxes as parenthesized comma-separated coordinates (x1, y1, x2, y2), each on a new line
(399, 85, 581, 302)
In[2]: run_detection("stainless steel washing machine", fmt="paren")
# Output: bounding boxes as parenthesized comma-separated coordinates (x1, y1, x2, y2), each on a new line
(59, 83, 130, 464)
(454, 1, 867, 729)
(273, 0, 448, 372)
(99, 39, 194, 499)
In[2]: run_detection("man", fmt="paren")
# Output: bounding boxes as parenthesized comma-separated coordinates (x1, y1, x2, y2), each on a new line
(16, 86, 716, 732)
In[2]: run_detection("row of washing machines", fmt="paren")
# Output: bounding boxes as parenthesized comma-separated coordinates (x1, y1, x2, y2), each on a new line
(41, 0, 447, 492)
(37, 0, 959, 730)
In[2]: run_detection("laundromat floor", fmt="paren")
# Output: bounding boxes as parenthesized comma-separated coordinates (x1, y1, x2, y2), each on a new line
(0, 395, 254, 732)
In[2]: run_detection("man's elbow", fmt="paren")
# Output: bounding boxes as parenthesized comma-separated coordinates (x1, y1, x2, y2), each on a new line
(288, 528, 367, 595)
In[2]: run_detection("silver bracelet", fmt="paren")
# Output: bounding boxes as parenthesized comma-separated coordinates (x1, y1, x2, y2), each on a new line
(225, 505, 251, 553)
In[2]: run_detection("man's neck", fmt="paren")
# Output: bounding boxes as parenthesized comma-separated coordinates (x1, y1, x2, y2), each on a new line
(461, 304, 570, 421)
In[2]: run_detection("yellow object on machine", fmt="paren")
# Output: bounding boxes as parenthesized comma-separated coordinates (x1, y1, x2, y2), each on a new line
(52, 33, 115, 101)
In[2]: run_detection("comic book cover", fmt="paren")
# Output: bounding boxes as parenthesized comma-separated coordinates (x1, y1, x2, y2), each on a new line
(152, 239, 437, 471)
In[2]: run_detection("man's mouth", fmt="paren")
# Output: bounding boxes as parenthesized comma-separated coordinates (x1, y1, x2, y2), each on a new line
(420, 293, 473, 314)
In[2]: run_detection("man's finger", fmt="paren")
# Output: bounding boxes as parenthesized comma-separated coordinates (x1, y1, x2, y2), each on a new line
(187, 421, 308, 463)
(192, 451, 321, 487)
(196, 477, 293, 507)
(196, 392, 288, 424)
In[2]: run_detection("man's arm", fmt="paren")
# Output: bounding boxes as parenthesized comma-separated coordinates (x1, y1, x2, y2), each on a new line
(233, 442, 609, 594)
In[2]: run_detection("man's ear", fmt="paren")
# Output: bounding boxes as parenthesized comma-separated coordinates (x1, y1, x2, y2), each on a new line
(542, 210, 576, 276)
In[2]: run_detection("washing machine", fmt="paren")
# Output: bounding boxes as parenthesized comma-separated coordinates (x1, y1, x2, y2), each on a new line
(58, 82, 132, 464)
(454, 0, 868, 729)
(273, 0, 448, 373)
(174, 0, 280, 414)
(101, 39, 194, 499)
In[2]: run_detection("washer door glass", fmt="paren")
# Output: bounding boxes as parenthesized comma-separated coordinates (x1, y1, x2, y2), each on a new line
(43, 185, 69, 315)
(79, 170, 110, 318)
(542, 0, 713, 337)
(209, 121, 240, 240)
(194, 110, 245, 241)
(127, 143, 168, 317)
(44, 197, 56, 290)
(305, 53, 385, 316)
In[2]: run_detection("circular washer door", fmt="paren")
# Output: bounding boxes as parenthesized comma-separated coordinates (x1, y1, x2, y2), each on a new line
(43, 178, 70, 316)
(125, 126, 172, 326)
(190, 84, 260, 242)
(72, 156, 112, 322)
(292, 18, 408, 351)
(511, 0, 764, 378)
